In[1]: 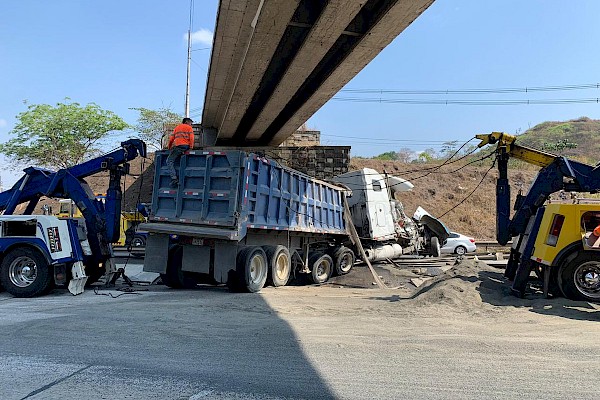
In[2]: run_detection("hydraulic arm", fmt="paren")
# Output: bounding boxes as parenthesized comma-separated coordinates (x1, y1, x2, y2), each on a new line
(476, 132, 600, 245)
(0, 139, 147, 262)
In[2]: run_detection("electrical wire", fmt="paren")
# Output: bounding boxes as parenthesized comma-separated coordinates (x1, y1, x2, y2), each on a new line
(332, 97, 600, 106)
(260, 138, 483, 191)
(340, 82, 600, 95)
(321, 133, 450, 143)
(376, 139, 478, 185)
(437, 156, 498, 219)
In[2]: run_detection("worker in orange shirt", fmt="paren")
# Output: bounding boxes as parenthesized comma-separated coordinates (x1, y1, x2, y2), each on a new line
(167, 117, 194, 188)
(587, 225, 600, 248)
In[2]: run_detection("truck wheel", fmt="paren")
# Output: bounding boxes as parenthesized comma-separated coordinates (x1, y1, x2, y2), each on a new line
(333, 247, 355, 275)
(231, 247, 268, 293)
(0, 247, 53, 298)
(559, 252, 600, 301)
(430, 237, 441, 258)
(264, 245, 291, 287)
(160, 246, 198, 289)
(131, 235, 146, 248)
(309, 253, 333, 284)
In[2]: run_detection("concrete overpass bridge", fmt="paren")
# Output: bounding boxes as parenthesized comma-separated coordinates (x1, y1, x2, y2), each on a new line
(202, 0, 435, 146)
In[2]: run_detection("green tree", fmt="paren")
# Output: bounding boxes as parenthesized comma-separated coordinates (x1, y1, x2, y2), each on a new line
(416, 147, 438, 163)
(440, 141, 458, 159)
(373, 151, 399, 161)
(0, 100, 128, 169)
(131, 107, 182, 151)
(541, 139, 578, 154)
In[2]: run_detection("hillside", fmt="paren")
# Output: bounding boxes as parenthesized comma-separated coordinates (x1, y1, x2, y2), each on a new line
(516, 117, 600, 163)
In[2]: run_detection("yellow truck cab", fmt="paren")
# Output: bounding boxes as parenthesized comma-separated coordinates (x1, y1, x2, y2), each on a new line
(529, 201, 600, 300)
(55, 198, 145, 247)
(478, 132, 600, 301)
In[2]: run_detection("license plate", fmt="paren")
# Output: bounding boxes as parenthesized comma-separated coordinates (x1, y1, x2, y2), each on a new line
(192, 238, 204, 246)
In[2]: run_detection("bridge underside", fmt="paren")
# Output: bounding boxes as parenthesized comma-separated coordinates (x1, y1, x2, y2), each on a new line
(202, 0, 435, 146)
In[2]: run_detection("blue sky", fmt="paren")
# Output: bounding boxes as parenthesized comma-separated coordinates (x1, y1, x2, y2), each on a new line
(1, 0, 600, 187)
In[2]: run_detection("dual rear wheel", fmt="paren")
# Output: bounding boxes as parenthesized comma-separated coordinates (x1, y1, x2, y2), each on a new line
(559, 252, 600, 302)
(162, 244, 355, 293)
(230, 245, 355, 290)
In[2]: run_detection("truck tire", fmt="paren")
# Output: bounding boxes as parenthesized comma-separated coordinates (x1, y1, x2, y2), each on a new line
(264, 245, 291, 287)
(333, 247, 355, 276)
(230, 247, 268, 293)
(430, 237, 441, 258)
(0, 247, 53, 298)
(309, 253, 333, 284)
(160, 246, 198, 289)
(558, 252, 600, 301)
(131, 235, 146, 248)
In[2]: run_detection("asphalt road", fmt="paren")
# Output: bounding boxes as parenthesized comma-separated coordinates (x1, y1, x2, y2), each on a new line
(1, 260, 599, 399)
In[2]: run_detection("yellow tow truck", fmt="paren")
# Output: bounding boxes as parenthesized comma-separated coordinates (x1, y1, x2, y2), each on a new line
(56, 198, 146, 248)
(478, 132, 600, 301)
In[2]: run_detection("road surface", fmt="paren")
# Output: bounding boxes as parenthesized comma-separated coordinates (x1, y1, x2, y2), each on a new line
(0, 260, 599, 399)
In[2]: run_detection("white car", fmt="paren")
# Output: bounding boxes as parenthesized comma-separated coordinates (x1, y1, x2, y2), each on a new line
(441, 232, 476, 255)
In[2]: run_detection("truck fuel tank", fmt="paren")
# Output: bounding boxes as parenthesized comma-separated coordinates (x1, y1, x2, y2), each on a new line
(365, 243, 403, 262)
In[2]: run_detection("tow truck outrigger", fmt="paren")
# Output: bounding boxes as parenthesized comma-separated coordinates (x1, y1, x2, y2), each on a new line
(0, 139, 146, 297)
(478, 132, 600, 301)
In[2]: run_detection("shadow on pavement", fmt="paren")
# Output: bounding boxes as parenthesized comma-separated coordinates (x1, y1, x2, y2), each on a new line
(0, 286, 337, 399)
(475, 268, 600, 322)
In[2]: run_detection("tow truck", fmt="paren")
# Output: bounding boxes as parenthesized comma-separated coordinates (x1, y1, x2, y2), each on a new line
(0, 139, 146, 297)
(477, 132, 600, 301)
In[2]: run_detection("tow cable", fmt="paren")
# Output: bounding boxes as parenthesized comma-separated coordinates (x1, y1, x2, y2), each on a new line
(94, 268, 148, 298)
(343, 196, 399, 290)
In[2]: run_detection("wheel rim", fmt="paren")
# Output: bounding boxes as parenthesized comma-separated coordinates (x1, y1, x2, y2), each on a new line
(316, 258, 331, 280)
(9, 256, 38, 288)
(574, 261, 600, 299)
(275, 253, 290, 280)
(339, 253, 353, 273)
(249, 253, 266, 284)
(456, 246, 466, 255)
(132, 238, 144, 247)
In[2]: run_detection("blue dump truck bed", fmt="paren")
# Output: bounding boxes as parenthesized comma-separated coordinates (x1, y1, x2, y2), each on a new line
(149, 150, 347, 238)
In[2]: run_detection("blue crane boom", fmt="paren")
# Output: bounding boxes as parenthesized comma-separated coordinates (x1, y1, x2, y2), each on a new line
(477, 132, 600, 297)
(0, 139, 147, 263)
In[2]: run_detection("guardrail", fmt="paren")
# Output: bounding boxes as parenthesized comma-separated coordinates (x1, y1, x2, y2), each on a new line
(475, 240, 512, 253)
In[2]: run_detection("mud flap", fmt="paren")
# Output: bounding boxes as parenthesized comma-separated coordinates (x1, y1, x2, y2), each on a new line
(68, 261, 89, 295)
(103, 258, 118, 284)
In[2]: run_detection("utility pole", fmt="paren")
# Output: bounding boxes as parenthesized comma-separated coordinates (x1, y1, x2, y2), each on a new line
(184, 0, 193, 118)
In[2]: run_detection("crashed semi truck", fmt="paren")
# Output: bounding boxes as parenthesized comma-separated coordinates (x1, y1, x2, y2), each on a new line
(141, 150, 448, 292)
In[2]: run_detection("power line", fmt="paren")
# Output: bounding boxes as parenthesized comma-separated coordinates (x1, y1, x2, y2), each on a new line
(333, 97, 600, 106)
(437, 156, 497, 219)
(340, 82, 600, 95)
(321, 133, 450, 143)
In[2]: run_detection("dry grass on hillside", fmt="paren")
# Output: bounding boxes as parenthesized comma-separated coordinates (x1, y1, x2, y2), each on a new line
(350, 158, 538, 240)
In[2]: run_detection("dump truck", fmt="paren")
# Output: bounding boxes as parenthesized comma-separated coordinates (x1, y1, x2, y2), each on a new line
(478, 131, 600, 302)
(141, 150, 449, 292)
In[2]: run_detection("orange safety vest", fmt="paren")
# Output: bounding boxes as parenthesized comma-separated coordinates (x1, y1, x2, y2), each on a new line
(168, 124, 195, 149)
